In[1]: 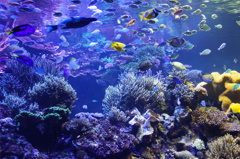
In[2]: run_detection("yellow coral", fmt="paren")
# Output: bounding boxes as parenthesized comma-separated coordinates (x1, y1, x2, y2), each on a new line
(195, 70, 240, 112)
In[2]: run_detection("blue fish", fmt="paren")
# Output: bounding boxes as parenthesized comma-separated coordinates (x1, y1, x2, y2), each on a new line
(89, 0, 97, 6)
(168, 37, 186, 47)
(33, 68, 46, 75)
(46, 17, 97, 32)
(169, 75, 183, 84)
(106, 8, 116, 12)
(12, 54, 34, 67)
(7, 24, 36, 37)
(158, 41, 167, 47)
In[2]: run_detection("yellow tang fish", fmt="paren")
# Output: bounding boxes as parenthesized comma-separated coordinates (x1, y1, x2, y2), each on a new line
(110, 42, 126, 52)
(139, 8, 161, 21)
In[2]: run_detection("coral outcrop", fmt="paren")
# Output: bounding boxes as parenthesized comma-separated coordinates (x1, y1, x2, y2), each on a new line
(206, 134, 240, 159)
(102, 72, 167, 114)
(28, 75, 77, 109)
(195, 70, 240, 111)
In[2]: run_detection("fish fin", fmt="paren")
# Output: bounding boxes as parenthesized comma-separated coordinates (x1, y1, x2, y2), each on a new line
(6, 31, 13, 35)
(46, 25, 58, 33)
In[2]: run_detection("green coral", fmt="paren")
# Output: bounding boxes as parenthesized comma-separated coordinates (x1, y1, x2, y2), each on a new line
(28, 75, 77, 109)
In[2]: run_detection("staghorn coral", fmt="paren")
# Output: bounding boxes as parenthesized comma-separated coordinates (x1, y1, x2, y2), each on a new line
(102, 72, 167, 114)
(28, 75, 77, 109)
(194, 70, 240, 112)
(206, 134, 240, 159)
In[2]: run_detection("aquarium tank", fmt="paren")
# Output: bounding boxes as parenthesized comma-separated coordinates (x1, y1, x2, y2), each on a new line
(1, 0, 240, 158)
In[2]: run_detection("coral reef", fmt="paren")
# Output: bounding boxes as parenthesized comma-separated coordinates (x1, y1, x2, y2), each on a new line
(195, 70, 240, 112)
(191, 107, 228, 137)
(63, 112, 139, 158)
(15, 106, 71, 151)
(0, 56, 62, 96)
(28, 75, 77, 109)
(102, 72, 167, 114)
(206, 134, 240, 159)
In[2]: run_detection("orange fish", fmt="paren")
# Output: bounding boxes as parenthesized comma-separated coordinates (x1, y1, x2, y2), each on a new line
(126, 19, 136, 27)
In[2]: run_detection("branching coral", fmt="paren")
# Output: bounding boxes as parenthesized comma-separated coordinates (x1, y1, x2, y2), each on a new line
(0, 93, 27, 117)
(102, 72, 167, 114)
(206, 134, 240, 159)
(0, 56, 62, 96)
(28, 75, 77, 109)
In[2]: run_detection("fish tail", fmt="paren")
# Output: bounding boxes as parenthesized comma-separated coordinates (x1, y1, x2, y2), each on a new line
(6, 31, 13, 35)
(139, 14, 143, 21)
(11, 54, 18, 57)
(46, 25, 58, 33)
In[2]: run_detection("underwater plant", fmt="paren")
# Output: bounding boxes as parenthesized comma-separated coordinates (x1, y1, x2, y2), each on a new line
(102, 72, 167, 114)
(28, 75, 77, 109)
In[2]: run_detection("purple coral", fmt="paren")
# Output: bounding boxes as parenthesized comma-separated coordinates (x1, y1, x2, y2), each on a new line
(63, 112, 139, 157)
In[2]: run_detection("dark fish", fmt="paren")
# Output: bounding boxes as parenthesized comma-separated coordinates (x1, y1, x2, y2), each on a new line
(3, 67, 13, 73)
(133, 1, 142, 4)
(71, 0, 81, 4)
(169, 75, 183, 84)
(8, 2, 21, 6)
(0, 4, 8, 10)
(23, 40, 35, 46)
(123, 1, 133, 5)
(19, 4, 35, 13)
(53, 12, 63, 17)
(168, 37, 186, 47)
(22, 0, 35, 4)
(7, 24, 36, 37)
(138, 61, 152, 71)
(104, 0, 114, 3)
(104, 12, 115, 16)
(11, 49, 24, 54)
(89, 0, 97, 6)
(106, 8, 116, 12)
(46, 17, 97, 32)
(12, 54, 34, 67)
(129, 4, 139, 8)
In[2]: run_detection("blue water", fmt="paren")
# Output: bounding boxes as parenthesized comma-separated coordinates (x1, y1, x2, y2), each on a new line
(1, 0, 240, 158)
